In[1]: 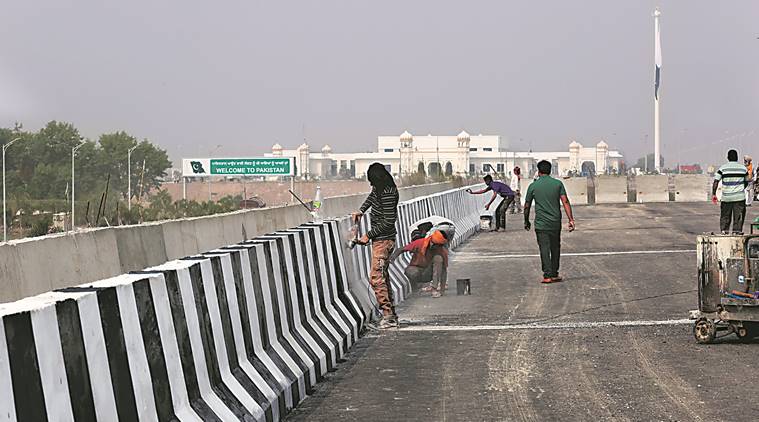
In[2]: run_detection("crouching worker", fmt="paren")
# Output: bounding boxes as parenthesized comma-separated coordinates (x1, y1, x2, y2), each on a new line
(391, 230, 450, 298)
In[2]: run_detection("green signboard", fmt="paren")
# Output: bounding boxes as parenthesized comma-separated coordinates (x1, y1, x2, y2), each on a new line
(182, 157, 294, 177)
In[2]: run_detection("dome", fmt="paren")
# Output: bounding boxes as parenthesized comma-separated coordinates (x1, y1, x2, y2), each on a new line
(457, 130, 470, 140)
(272, 143, 283, 151)
(321, 144, 332, 153)
(400, 130, 413, 141)
(297, 143, 310, 151)
(596, 140, 609, 149)
(569, 140, 582, 149)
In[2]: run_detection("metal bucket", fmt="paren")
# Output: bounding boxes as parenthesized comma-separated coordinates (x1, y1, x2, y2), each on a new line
(456, 278, 471, 295)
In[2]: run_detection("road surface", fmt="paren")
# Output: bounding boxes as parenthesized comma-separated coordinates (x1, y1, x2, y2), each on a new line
(288, 203, 759, 421)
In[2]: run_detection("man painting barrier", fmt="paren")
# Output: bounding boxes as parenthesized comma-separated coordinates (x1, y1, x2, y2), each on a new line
(712, 149, 750, 234)
(466, 174, 516, 231)
(391, 228, 451, 298)
(523, 160, 575, 284)
(353, 163, 400, 329)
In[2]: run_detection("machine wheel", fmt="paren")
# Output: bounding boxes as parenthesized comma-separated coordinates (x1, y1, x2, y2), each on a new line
(736, 322, 759, 342)
(694, 318, 716, 344)
(733, 324, 749, 340)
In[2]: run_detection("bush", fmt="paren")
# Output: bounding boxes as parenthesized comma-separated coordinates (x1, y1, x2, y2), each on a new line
(28, 214, 53, 237)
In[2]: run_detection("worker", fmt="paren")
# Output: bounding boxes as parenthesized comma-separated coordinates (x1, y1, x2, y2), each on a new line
(712, 149, 750, 233)
(353, 162, 400, 329)
(745, 155, 754, 206)
(391, 229, 450, 298)
(524, 160, 575, 283)
(466, 175, 516, 231)
(509, 166, 523, 214)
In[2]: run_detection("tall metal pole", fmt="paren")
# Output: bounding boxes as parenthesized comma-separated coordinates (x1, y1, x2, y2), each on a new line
(2, 138, 22, 242)
(654, 7, 662, 173)
(208, 144, 221, 202)
(127, 145, 137, 211)
(71, 140, 86, 232)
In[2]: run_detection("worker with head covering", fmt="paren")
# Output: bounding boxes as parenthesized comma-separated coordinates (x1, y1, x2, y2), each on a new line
(745, 155, 754, 206)
(353, 162, 400, 328)
(391, 229, 450, 298)
(510, 166, 523, 214)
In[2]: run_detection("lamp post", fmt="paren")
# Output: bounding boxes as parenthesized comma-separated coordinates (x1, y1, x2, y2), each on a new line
(208, 144, 221, 201)
(3, 137, 22, 242)
(71, 140, 86, 232)
(127, 145, 138, 211)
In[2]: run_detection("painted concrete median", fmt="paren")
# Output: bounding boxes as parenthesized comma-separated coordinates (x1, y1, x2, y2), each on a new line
(0, 184, 484, 421)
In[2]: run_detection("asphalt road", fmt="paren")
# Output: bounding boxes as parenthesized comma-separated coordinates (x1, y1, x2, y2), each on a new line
(288, 203, 759, 422)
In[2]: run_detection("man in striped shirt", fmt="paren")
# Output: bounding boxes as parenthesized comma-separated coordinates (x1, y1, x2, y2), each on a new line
(353, 163, 400, 329)
(712, 149, 750, 233)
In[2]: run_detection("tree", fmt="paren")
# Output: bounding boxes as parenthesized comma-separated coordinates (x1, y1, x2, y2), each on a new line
(2, 123, 170, 202)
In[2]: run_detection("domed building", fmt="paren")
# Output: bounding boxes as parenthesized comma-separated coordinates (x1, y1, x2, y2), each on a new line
(264, 133, 623, 179)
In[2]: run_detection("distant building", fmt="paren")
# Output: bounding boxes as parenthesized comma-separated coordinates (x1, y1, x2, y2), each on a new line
(266, 131, 623, 179)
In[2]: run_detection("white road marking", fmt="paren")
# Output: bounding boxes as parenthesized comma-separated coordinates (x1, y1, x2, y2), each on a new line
(454, 249, 695, 260)
(401, 318, 692, 332)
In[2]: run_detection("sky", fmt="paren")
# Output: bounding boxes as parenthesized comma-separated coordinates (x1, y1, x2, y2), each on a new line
(2, 1, 758, 168)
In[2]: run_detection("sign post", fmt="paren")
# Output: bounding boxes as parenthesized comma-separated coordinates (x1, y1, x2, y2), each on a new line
(182, 157, 295, 178)
(183, 157, 295, 203)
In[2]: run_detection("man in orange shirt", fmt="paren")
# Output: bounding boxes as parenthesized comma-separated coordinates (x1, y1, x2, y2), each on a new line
(391, 230, 450, 298)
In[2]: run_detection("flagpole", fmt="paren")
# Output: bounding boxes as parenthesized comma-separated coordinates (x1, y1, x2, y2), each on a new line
(654, 7, 662, 173)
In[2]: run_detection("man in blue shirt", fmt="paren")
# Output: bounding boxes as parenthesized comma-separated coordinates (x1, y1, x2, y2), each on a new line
(466, 174, 516, 231)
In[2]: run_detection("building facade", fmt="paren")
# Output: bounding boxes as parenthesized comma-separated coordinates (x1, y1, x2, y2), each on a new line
(266, 131, 623, 180)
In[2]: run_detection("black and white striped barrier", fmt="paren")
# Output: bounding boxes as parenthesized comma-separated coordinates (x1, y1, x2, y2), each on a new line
(0, 185, 483, 421)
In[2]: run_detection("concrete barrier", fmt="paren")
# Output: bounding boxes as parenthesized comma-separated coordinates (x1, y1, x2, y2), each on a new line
(562, 177, 588, 205)
(673, 174, 710, 202)
(0, 184, 483, 421)
(635, 175, 670, 203)
(0, 182, 456, 303)
(595, 176, 629, 204)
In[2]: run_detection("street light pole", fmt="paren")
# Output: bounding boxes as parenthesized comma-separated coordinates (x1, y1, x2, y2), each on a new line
(208, 144, 221, 202)
(71, 140, 86, 232)
(127, 145, 137, 211)
(3, 137, 22, 242)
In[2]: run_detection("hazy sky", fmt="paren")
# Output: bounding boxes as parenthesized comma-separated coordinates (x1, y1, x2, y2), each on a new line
(2, 1, 758, 167)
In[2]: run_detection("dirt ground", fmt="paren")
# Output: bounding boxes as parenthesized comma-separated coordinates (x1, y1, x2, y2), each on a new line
(287, 202, 759, 422)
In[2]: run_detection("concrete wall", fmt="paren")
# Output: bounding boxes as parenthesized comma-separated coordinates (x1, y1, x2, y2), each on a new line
(595, 176, 628, 204)
(0, 185, 484, 421)
(0, 182, 455, 303)
(635, 175, 669, 203)
(674, 174, 710, 202)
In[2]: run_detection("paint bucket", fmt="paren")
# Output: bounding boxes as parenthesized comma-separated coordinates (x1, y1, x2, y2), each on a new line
(479, 215, 492, 231)
(456, 278, 471, 295)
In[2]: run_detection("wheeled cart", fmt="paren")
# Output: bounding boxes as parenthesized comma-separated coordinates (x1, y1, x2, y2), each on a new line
(690, 234, 759, 343)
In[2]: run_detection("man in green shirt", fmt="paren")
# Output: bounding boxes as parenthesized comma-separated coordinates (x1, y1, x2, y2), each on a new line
(523, 160, 576, 283)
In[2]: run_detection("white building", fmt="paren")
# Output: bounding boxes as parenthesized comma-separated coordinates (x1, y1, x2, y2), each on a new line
(266, 131, 623, 179)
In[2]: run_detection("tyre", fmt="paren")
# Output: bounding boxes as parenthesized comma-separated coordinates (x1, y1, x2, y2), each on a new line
(694, 318, 716, 344)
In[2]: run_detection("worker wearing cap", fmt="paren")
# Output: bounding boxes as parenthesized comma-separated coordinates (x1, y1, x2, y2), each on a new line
(745, 155, 754, 207)
(391, 230, 450, 298)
